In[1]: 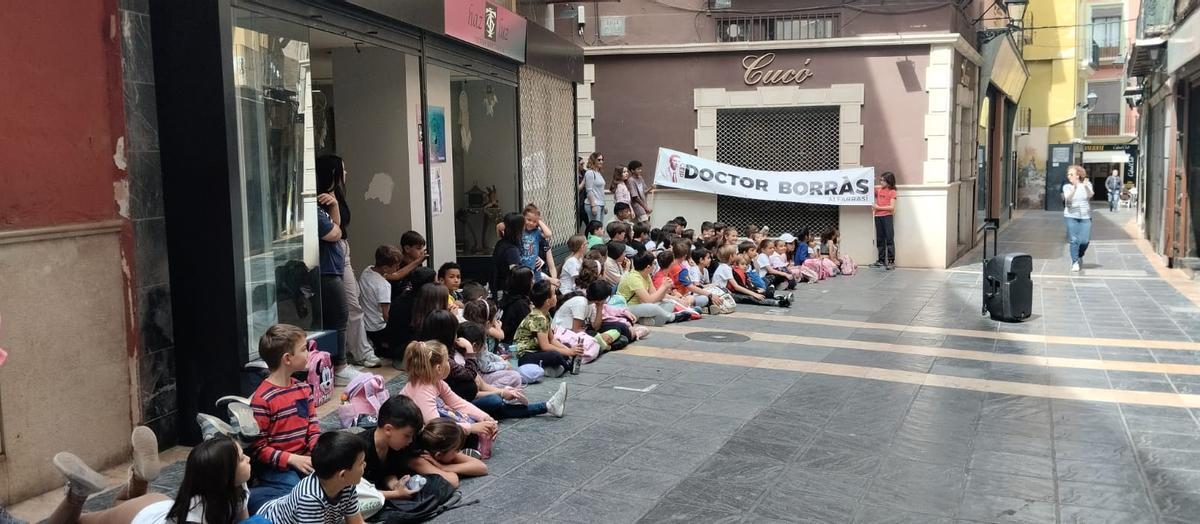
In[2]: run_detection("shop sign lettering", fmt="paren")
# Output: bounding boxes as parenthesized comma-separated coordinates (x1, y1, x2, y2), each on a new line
(742, 53, 814, 86)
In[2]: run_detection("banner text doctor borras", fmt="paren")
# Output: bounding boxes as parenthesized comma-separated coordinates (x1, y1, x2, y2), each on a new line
(654, 148, 875, 206)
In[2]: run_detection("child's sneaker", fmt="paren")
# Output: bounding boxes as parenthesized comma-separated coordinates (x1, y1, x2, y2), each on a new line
(52, 453, 108, 498)
(633, 326, 650, 340)
(461, 448, 483, 459)
(546, 382, 567, 418)
(196, 413, 235, 440)
(130, 426, 161, 482)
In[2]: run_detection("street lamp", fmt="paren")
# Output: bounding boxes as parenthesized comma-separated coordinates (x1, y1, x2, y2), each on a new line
(977, 0, 1028, 43)
(1079, 92, 1098, 112)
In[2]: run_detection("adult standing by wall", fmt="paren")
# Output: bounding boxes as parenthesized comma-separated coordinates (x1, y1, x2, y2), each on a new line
(1064, 165, 1094, 272)
(1105, 169, 1121, 213)
(583, 153, 607, 224)
(315, 165, 361, 386)
(627, 160, 653, 222)
(871, 171, 898, 270)
(575, 156, 587, 233)
(317, 155, 381, 369)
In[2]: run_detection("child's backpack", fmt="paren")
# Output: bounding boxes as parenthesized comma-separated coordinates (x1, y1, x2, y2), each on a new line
(337, 373, 390, 429)
(704, 285, 737, 314)
(373, 474, 476, 523)
(840, 255, 857, 276)
(306, 350, 334, 407)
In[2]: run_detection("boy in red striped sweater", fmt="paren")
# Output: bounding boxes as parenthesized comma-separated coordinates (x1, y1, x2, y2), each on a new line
(247, 323, 321, 514)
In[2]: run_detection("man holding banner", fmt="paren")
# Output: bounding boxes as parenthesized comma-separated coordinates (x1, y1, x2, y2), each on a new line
(653, 147, 875, 206)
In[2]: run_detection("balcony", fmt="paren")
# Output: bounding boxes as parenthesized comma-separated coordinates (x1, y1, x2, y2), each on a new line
(1087, 113, 1121, 136)
(1138, 0, 1174, 38)
(716, 13, 838, 42)
(1093, 43, 1123, 66)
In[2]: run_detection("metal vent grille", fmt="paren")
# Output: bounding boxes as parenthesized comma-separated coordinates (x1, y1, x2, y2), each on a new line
(519, 65, 576, 255)
(715, 106, 841, 237)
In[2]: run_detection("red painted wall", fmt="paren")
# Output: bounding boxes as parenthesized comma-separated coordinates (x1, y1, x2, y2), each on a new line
(0, 0, 127, 229)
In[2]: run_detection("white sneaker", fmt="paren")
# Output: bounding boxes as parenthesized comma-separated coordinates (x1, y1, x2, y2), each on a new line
(353, 353, 382, 368)
(546, 382, 567, 418)
(334, 366, 361, 387)
(1071, 262, 1081, 272)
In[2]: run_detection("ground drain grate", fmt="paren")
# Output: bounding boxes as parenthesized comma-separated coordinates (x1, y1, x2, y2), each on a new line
(685, 331, 751, 343)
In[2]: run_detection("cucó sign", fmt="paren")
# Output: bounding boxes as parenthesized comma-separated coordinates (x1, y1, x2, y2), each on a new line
(742, 53, 815, 86)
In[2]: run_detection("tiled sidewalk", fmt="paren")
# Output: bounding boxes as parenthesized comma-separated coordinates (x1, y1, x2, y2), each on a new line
(19, 207, 1200, 523)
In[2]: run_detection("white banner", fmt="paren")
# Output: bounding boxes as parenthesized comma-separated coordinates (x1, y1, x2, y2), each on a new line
(654, 147, 875, 206)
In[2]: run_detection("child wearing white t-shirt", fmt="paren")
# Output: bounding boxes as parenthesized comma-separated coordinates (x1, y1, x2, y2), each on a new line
(361, 245, 403, 351)
(558, 235, 587, 295)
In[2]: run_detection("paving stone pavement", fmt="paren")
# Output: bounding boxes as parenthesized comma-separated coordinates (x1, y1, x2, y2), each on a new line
(75, 209, 1200, 523)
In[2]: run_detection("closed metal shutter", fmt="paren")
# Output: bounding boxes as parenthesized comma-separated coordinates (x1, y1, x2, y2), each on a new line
(715, 106, 841, 237)
(519, 65, 576, 254)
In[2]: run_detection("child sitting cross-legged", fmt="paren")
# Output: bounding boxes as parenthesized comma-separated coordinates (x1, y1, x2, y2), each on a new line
(668, 239, 713, 310)
(513, 281, 584, 378)
(451, 319, 567, 420)
(618, 252, 685, 326)
(410, 418, 489, 487)
(462, 299, 526, 388)
(248, 324, 321, 513)
(552, 280, 625, 355)
(713, 245, 788, 307)
(256, 432, 368, 524)
(399, 340, 499, 456)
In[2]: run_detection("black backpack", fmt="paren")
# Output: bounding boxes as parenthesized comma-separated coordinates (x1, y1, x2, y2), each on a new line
(370, 474, 477, 523)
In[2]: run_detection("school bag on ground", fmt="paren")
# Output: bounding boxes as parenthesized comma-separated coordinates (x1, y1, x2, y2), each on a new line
(370, 474, 477, 523)
(337, 373, 390, 429)
(703, 284, 737, 314)
(306, 349, 334, 407)
(840, 255, 857, 276)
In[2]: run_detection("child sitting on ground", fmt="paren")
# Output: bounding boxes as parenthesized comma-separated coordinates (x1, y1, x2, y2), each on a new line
(459, 321, 567, 419)
(257, 432, 367, 524)
(734, 252, 791, 307)
(498, 267, 535, 344)
(48, 430, 248, 524)
(689, 247, 712, 287)
(612, 202, 635, 225)
(400, 341, 498, 454)
(387, 231, 429, 294)
(602, 241, 628, 287)
(619, 252, 686, 326)
(586, 220, 605, 248)
(462, 299, 526, 388)
(558, 234, 587, 295)
(361, 245, 403, 356)
(713, 245, 786, 307)
(410, 418, 489, 487)
(737, 241, 773, 291)
(358, 395, 424, 500)
(825, 229, 856, 275)
(437, 262, 463, 306)
(248, 324, 321, 513)
(758, 239, 795, 289)
(514, 281, 584, 377)
(670, 240, 712, 310)
(553, 280, 624, 355)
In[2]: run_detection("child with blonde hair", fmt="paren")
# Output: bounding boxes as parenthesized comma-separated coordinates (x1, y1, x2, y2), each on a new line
(399, 341, 498, 452)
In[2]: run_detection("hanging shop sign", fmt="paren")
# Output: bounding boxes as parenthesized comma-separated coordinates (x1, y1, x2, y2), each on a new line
(654, 148, 874, 205)
(742, 53, 814, 86)
(444, 0, 528, 62)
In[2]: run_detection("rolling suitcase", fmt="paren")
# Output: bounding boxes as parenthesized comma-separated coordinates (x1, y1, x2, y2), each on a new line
(981, 220, 1033, 322)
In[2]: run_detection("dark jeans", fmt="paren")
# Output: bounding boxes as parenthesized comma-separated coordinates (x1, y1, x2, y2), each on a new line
(731, 291, 781, 307)
(319, 274, 348, 365)
(519, 350, 571, 370)
(366, 329, 388, 354)
(473, 394, 548, 419)
(248, 468, 300, 514)
(874, 214, 895, 264)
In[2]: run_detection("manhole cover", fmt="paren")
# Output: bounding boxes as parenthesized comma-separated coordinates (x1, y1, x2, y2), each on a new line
(685, 331, 751, 343)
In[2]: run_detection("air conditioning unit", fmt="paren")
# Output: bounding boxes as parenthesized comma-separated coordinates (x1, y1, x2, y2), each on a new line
(710, 0, 732, 9)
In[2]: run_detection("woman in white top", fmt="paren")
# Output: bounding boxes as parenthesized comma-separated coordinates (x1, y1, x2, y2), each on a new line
(583, 153, 607, 224)
(1063, 165, 1094, 272)
(48, 431, 251, 524)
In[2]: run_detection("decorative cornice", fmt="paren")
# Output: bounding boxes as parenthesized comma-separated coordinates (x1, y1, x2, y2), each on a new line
(583, 33, 983, 66)
(0, 219, 124, 246)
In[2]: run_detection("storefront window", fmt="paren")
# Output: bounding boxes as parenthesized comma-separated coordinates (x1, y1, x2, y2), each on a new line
(232, 10, 318, 359)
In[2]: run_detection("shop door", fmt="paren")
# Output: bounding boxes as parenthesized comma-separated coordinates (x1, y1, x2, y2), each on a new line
(1147, 104, 1166, 250)
(715, 106, 840, 235)
(1186, 83, 1200, 258)
(1045, 145, 1072, 212)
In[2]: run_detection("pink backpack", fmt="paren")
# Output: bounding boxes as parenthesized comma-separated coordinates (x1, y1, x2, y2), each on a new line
(306, 350, 334, 407)
(337, 373, 390, 428)
(840, 255, 857, 276)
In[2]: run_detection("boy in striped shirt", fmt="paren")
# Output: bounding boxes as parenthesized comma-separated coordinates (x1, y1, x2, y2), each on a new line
(258, 431, 367, 524)
(247, 324, 320, 513)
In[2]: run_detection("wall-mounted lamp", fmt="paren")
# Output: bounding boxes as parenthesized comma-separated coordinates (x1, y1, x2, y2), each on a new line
(1078, 91, 1098, 112)
(977, 0, 1028, 44)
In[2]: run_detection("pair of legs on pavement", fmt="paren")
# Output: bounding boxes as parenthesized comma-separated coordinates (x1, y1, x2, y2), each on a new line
(47, 427, 164, 524)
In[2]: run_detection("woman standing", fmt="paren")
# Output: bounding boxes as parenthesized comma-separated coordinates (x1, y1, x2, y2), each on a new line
(317, 154, 381, 369)
(316, 157, 361, 386)
(627, 160, 653, 223)
(871, 171, 898, 270)
(1063, 165, 1094, 272)
(583, 153, 607, 224)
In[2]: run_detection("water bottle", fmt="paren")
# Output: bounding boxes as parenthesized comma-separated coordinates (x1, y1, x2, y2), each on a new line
(405, 474, 427, 492)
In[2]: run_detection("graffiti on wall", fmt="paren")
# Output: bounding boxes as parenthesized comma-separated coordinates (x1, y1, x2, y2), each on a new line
(1016, 128, 1048, 210)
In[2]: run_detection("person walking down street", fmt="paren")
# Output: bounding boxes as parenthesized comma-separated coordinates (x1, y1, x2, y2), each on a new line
(583, 153, 607, 224)
(1064, 165, 1094, 272)
(1106, 169, 1122, 213)
(627, 160, 653, 223)
(871, 171, 898, 270)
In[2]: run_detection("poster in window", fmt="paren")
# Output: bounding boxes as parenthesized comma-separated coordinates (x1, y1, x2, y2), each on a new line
(428, 106, 447, 163)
